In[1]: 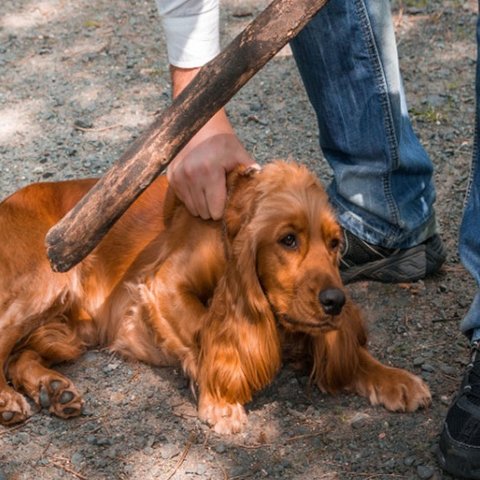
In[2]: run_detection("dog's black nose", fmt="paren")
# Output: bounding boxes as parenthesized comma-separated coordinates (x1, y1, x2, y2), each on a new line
(319, 288, 346, 316)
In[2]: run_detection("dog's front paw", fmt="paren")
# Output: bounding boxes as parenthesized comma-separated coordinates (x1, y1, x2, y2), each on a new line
(198, 395, 247, 434)
(0, 387, 32, 425)
(37, 376, 84, 419)
(362, 367, 431, 412)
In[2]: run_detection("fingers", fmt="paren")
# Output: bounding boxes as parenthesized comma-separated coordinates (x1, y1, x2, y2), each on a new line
(167, 154, 226, 220)
(168, 133, 254, 220)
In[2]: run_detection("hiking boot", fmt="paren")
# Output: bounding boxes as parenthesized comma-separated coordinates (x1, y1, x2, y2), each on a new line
(340, 231, 446, 284)
(437, 341, 480, 479)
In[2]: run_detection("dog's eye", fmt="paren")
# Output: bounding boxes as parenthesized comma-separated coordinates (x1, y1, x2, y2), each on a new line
(279, 233, 298, 249)
(330, 238, 340, 251)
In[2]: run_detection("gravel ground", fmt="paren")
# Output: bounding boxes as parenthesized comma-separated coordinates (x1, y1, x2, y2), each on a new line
(0, 0, 478, 479)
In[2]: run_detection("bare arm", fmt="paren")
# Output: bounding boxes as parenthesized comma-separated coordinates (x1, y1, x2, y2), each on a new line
(167, 66, 255, 220)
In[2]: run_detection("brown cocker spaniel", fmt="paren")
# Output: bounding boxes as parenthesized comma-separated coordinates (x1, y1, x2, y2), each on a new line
(0, 161, 430, 434)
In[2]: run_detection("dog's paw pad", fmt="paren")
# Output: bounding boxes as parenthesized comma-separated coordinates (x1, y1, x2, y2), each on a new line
(49, 380, 63, 392)
(59, 391, 75, 404)
(1, 411, 15, 422)
(50, 386, 83, 419)
(62, 406, 80, 416)
(0, 390, 32, 425)
(39, 386, 51, 408)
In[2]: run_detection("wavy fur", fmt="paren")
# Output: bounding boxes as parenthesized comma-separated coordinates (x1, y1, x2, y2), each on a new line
(0, 161, 431, 433)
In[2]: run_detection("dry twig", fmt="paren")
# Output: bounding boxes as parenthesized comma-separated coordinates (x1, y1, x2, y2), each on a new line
(165, 431, 196, 480)
(51, 459, 89, 480)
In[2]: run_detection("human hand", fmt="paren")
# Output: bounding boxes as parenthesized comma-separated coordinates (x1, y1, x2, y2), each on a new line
(167, 65, 255, 220)
(167, 114, 255, 220)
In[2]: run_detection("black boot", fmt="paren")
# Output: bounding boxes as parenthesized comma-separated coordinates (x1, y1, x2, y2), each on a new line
(437, 341, 480, 479)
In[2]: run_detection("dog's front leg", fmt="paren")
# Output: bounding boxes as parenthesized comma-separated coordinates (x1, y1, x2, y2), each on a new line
(196, 286, 281, 434)
(197, 328, 252, 434)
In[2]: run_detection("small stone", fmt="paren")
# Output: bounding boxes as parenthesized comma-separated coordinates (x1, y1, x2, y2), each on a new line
(413, 357, 424, 367)
(350, 412, 371, 429)
(160, 444, 180, 459)
(214, 443, 227, 454)
(421, 363, 435, 373)
(102, 363, 119, 374)
(186, 463, 207, 475)
(404, 456, 416, 466)
(232, 6, 253, 17)
(106, 447, 117, 459)
(73, 119, 93, 129)
(384, 458, 396, 470)
(144, 435, 155, 448)
(440, 395, 451, 406)
(417, 465, 434, 479)
(96, 437, 113, 446)
(440, 364, 456, 376)
(71, 452, 84, 467)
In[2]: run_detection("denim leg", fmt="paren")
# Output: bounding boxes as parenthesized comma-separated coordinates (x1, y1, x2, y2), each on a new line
(460, 12, 480, 339)
(290, 0, 437, 249)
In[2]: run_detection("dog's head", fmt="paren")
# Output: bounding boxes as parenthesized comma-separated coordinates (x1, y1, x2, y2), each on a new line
(224, 161, 346, 335)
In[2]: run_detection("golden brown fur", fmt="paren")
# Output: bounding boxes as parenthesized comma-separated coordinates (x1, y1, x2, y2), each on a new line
(0, 161, 430, 433)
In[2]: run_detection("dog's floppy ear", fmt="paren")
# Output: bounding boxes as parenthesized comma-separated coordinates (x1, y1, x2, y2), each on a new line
(222, 164, 269, 318)
(224, 164, 262, 239)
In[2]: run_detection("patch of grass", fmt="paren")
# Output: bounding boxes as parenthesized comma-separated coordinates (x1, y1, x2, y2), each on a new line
(410, 105, 444, 124)
(396, 0, 428, 8)
(83, 19, 102, 29)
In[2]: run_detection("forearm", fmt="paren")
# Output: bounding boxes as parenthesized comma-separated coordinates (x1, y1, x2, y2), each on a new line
(170, 65, 235, 136)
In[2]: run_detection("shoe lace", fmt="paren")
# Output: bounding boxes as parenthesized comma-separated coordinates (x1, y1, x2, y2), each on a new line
(463, 341, 480, 402)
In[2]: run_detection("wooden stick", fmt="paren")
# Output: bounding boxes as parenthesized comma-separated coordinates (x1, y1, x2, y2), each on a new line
(45, 0, 330, 272)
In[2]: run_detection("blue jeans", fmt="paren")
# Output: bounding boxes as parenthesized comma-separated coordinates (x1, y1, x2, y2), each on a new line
(290, 0, 480, 338)
(290, 0, 437, 249)
(460, 11, 480, 340)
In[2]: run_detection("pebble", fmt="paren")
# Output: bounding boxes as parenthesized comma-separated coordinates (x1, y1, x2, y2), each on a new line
(417, 465, 435, 479)
(384, 458, 396, 470)
(421, 363, 435, 373)
(186, 463, 207, 475)
(73, 119, 93, 129)
(96, 437, 113, 446)
(440, 364, 457, 376)
(71, 452, 84, 467)
(404, 456, 416, 466)
(144, 435, 156, 448)
(102, 362, 120, 374)
(143, 446, 154, 455)
(214, 443, 227, 454)
(350, 412, 371, 429)
(440, 395, 452, 406)
(106, 447, 117, 459)
(160, 444, 180, 459)
(413, 357, 425, 367)
(232, 6, 253, 18)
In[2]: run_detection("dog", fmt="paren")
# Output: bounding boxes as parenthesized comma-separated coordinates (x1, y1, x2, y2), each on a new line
(0, 161, 431, 434)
